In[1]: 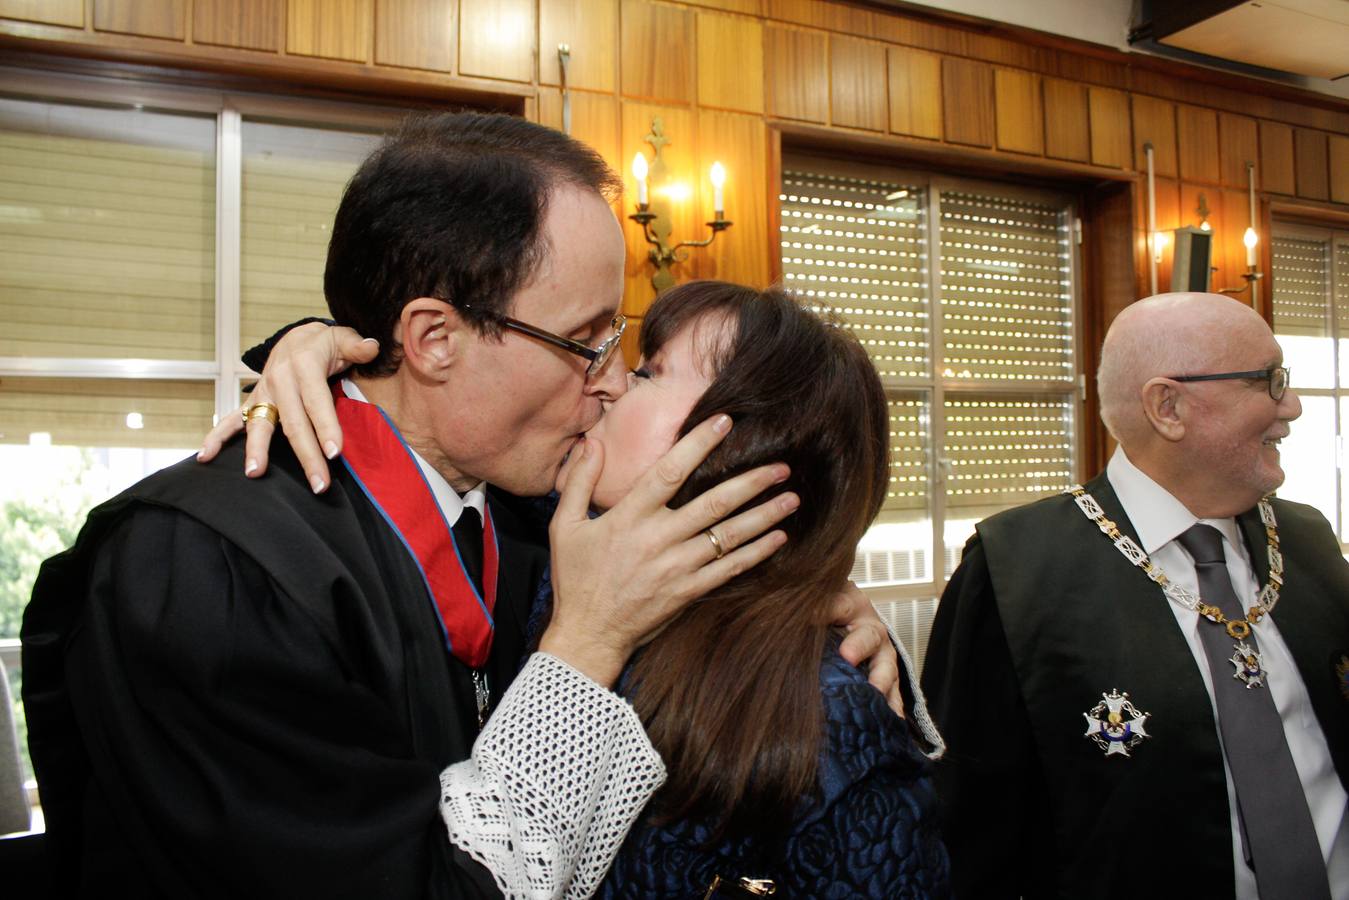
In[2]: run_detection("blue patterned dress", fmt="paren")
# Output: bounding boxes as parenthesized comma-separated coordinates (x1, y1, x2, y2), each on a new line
(526, 566, 951, 898)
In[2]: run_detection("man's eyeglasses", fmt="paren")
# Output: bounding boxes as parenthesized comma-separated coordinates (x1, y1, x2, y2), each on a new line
(461, 305, 626, 377)
(1168, 366, 1290, 401)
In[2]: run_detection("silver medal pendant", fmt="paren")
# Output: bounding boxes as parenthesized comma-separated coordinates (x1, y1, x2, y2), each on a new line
(1083, 689, 1150, 757)
(1229, 641, 1266, 689)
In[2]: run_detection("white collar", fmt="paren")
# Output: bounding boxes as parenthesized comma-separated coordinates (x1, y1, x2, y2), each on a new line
(341, 379, 486, 527)
(1105, 445, 1245, 557)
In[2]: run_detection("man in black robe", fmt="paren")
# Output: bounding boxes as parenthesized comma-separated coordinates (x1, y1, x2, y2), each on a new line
(21, 113, 804, 899)
(922, 292, 1349, 899)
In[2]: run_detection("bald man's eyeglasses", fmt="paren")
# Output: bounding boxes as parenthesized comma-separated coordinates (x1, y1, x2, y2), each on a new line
(1169, 366, 1290, 401)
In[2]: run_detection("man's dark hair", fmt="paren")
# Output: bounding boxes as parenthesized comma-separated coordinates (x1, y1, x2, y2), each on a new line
(324, 112, 621, 375)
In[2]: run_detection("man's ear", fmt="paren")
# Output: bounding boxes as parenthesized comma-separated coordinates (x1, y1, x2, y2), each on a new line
(1140, 377, 1186, 442)
(397, 298, 469, 382)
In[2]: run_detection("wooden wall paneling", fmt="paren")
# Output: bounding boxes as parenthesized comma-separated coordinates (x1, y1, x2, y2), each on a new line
(1151, 176, 1180, 290)
(375, 0, 455, 72)
(94, 0, 185, 40)
(693, 109, 769, 286)
(764, 23, 827, 123)
(1294, 128, 1330, 200)
(941, 57, 994, 148)
(696, 10, 763, 114)
(1259, 120, 1296, 195)
(621, 102, 696, 314)
(1132, 95, 1176, 177)
(460, 0, 535, 83)
(1330, 135, 1349, 206)
(540, 0, 617, 91)
(887, 46, 941, 140)
(1217, 113, 1258, 190)
(287, 0, 372, 62)
(619, 316, 643, 369)
(537, 89, 621, 175)
(1088, 87, 1131, 169)
(1176, 105, 1219, 184)
(994, 67, 1043, 155)
(1042, 77, 1087, 162)
(681, 0, 760, 14)
(829, 34, 886, 132)
(194, 0, 282, 51)
(764, 0, 872, 37)
(0, 0, 82, 27)
(1081, 181, 1136, 471)
(621, 0, 694, 103)
(1219, 189, 1254, 291)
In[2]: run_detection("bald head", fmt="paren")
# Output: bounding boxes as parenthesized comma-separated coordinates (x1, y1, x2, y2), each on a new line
(1097, 292, 1269, 446)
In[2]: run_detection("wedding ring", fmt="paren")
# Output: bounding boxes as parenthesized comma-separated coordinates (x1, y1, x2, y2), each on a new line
(704, 528, 725, 560)
(245, 401, 280, 426)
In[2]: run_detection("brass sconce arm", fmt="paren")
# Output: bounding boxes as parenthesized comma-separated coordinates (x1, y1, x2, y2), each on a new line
(629, 208, 733, 294)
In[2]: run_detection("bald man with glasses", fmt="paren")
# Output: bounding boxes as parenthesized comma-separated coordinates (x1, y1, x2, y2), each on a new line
(923, 292, 1349, 900)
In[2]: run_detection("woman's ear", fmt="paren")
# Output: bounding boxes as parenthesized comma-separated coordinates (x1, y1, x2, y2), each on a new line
(1140, 377, 1186, 442)
(397, 298, 467, 382)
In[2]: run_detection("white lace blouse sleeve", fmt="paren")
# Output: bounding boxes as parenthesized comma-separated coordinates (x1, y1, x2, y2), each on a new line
(885, 617, 947, 760)
(439, 652, 666, 899)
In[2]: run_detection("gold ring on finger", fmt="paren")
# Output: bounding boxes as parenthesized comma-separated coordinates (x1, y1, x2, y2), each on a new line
(704, 528, 725, 560)
(245, 401, 280, 426)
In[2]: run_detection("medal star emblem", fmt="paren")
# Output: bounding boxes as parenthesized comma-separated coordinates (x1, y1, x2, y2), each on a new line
(1230, 641, 1266, 689)
(1083, 689, 1150, 757)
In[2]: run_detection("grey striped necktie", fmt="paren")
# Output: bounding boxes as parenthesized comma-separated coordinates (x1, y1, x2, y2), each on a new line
(1176, 523, 1329, 900)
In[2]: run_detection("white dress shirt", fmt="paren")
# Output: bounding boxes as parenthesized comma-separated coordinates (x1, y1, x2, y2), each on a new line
(341, 379, 486, 528)
(1107, 447, 1349, 899)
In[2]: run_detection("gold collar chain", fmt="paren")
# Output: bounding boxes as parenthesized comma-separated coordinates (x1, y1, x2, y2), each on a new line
(1066, 487, 1282, 640)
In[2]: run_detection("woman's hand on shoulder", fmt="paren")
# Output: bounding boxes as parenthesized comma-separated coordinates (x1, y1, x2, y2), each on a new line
(197, 323, 378, 492)
(833, 583, 906, 719)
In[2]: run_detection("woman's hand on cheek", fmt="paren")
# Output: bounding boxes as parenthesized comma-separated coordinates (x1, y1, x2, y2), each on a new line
(540, 415, 799, 688)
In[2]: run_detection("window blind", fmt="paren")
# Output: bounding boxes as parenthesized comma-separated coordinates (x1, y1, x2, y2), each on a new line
(0, 98, 216, 360)
(239, 121, 382, 350)
(1271, 235, 1331, 337)
(780, 168, 929, 379)
(943, 395, 1074, 516)
(937, 190, 1074, 381)
(0, 377, 214, 449)
(884, 394, 929, 517)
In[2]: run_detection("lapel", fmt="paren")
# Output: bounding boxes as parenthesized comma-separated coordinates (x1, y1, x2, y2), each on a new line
(1243, 500, 1349, 786)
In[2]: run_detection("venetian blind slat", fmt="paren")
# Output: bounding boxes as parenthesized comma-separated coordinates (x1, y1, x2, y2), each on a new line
(779, 168, 929, 379)
(943, 396, 1075, 516)
(0, 377, 214, 449)
(937, 191, 1074, 381)
(883, 394, 928, 518)
(0, 98, 216, 360)
(1271, 235, 1331, 337)
(1336, 240, 1349, 339)
(239, 121, 382, 351)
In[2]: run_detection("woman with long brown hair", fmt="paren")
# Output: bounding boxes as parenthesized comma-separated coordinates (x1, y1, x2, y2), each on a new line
(551, 280, 948, 897)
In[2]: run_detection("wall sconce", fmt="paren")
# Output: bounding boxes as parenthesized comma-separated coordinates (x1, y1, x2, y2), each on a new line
(1219, 161, 1263, 297)
(629, 117, 732, 295)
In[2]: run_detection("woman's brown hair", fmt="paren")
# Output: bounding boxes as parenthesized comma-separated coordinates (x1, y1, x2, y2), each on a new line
(624, 280, 891, 845)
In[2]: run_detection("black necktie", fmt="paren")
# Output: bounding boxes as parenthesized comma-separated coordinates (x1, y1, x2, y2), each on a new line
(453, 506, 484, 596)
(1176, 523, 1330, 900)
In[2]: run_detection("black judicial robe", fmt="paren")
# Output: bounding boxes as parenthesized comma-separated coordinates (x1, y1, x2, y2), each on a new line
(21, 438, 548, 899)
(921, 473, 1349, 900)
